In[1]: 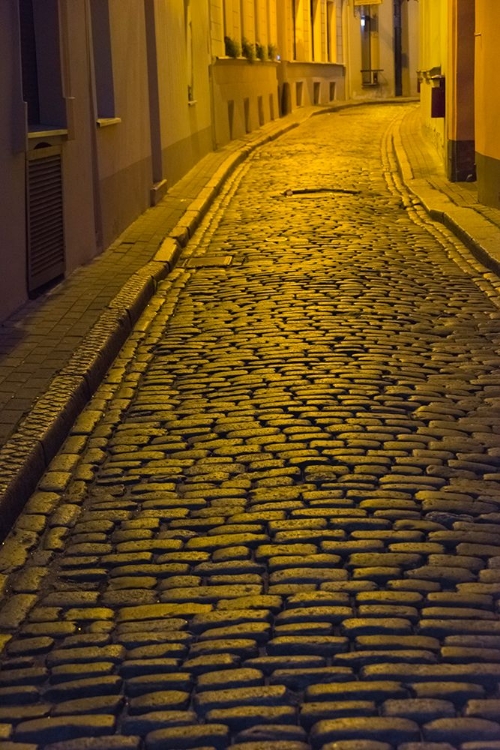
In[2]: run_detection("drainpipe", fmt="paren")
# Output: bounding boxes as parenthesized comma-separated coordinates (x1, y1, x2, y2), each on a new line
(83, 0, 103, 251)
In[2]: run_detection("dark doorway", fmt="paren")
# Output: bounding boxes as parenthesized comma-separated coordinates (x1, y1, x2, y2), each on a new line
(394, 0, 403, 96)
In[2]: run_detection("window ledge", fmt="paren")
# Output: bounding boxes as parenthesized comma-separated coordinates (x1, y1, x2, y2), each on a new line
(28, 127, 68, 140)
(27, 127, 69, 149)
(96, 117, 122, 128)
(188, 100, 197, 107)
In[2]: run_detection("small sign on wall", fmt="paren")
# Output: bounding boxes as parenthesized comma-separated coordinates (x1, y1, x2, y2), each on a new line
(431, 85, 446, 118)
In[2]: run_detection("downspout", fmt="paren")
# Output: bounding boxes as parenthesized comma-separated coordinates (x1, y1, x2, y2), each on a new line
(83, 0, 103, 252)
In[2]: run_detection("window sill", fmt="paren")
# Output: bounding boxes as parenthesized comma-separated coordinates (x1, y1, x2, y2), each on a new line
(28, 126, 68, 139)
(188, 100, 197, 107)
(96, 117, 122, 128)
(27, 127, 69, 149)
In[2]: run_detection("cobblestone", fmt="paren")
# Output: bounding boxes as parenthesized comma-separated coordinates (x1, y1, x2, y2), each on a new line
(2, 103, 500, 748)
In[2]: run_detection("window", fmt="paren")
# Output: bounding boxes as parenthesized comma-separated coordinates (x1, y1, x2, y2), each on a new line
(310, 0, 319, 61)
(326, 0, 336, 62)
(361, 14, 372, 83)
(19, 0, 65, 128)
(336, 0, 343, 63)
(360, 13, 380, 86)
(89, 0, 116, 119)
(292, 0, 297, 60)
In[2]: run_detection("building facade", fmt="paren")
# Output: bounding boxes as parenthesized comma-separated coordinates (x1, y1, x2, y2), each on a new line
(1, 0, 215, 322)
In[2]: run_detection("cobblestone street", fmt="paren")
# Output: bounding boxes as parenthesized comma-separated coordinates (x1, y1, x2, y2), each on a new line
(2, 103, 500, 749)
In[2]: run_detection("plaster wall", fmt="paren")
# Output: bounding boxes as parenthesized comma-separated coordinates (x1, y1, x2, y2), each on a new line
(224, 0, 242, 40)
(95, 0, 152, 248)
(59, 1, 98, 273)
(475, 0, 500, 207)
(210, 0, 225, 57)
(241, 0, 256, 40)
(418, 0, 447, 158)
(475, 1, 500, 162)
(297, 0, 312, 61)
(255, 0, 270, 45)
(155, 0, 213, 188)
(278, 60, 345, 110)
(277, 0, 294, 60)
(211, 59, 279, 146)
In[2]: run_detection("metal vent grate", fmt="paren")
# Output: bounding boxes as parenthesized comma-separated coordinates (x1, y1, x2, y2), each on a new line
(27, 145, 65, 292)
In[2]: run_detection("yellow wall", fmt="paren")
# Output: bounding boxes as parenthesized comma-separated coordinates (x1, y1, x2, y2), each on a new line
(150, 0, 213, 188)
(211, 58, 279, 146)
(447, 0, 474, 144)
(418, 0, 447, 157)
(475, 0, 500, 161)
(210, 0, 225, 57)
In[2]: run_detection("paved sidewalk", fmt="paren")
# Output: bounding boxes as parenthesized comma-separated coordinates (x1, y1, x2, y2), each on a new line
(392, 105, 500, 273)
(2, 97, 500, 541)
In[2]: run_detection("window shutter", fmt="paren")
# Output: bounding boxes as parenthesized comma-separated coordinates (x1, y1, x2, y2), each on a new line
(26, 145, 65, 292)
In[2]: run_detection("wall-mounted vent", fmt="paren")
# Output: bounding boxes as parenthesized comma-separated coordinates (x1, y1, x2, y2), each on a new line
(27, 144, 65, 293)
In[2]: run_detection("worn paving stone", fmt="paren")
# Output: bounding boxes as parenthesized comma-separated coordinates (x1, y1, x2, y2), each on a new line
(205, 705, 298, 732)
(44, 740, 140, 750)
(422, 717, 500, 742)
(144, 723, 229, 749)
(381, 698, 456, 721)
(299, 702, 377, 731)
(233, 724, 308, 744)
(309, 717, 420, 748)
(127, 690, 190, 715)
(14, 715, 116, 743)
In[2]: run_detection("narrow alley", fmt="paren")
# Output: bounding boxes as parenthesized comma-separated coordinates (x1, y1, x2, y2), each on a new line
(1, 104, 500, 750)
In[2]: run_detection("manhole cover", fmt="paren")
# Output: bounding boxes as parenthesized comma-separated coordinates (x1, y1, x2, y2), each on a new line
(186, 255, 233, 268)
(282, 187, 361, 197)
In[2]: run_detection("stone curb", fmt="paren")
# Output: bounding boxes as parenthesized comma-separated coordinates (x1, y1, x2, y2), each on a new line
(0, 97, 418, 541)
(391, 113, 500, 275)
